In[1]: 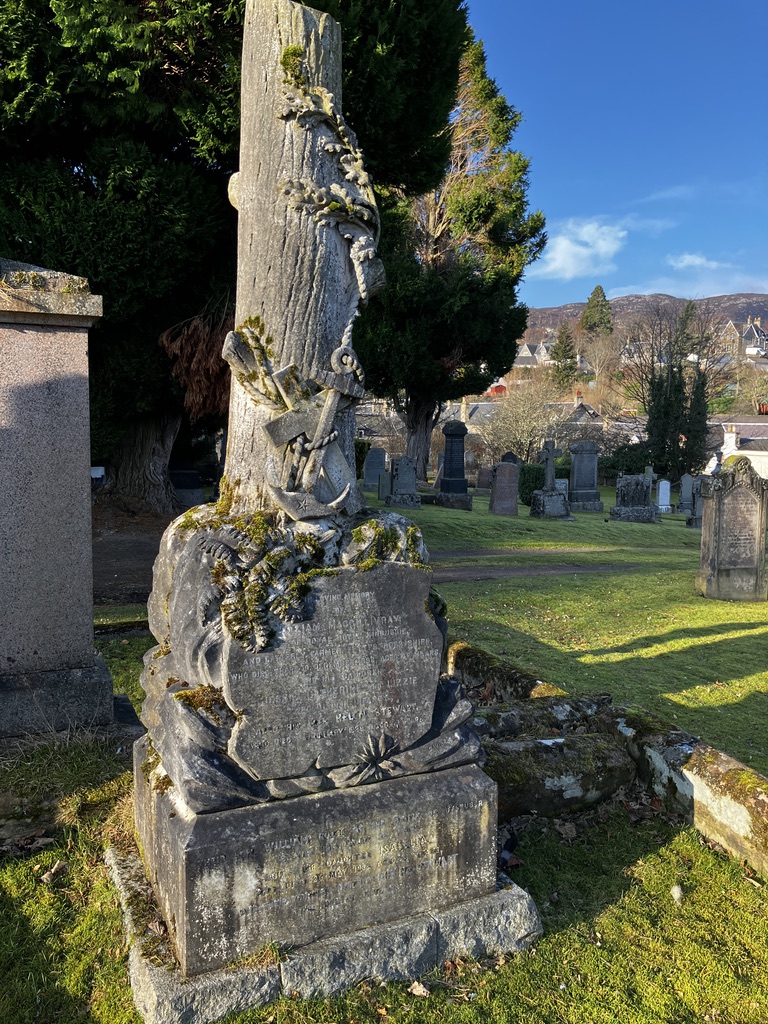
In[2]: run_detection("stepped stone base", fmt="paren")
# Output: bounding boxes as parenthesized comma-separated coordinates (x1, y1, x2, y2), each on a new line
(107, 848, 541, 1024)
(609, 505, 660, 523)
(0, 658, 113, 737)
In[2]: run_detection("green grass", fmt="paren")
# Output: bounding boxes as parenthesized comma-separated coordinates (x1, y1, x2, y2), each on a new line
(0, 509, 766, 1021)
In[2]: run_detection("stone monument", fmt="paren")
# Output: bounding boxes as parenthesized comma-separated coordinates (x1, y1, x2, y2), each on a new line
(362, 446, 386, 488)
(130, 0, 537, 1003)
(686, 476, 703, 529)
(610, 472, 661, 523)
(529, 440, 572, 519)
(696, 456, 768, 600)
(436, 420, 472, 510)
(0, 259, 113, 736)
(384, 455, 421, 508)
(568, 440, 603, 512)
(656, 478, 672, 513)
(475, 466, 493, 491)
(677, 472, 694, 515)
(489, 460, 519, 516)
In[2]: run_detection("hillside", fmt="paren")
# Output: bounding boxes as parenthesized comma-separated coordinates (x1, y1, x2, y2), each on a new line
(525, 292, 768, 336)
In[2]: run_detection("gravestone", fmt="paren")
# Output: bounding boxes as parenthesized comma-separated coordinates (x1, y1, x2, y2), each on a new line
(529, 440, 572, 519)
(678, 473, 694, 514)
(378, 469, 392, 500)
(170, 468, 205, 509)
(436, 420, 472, 510)
(475, 466, 493, 491)
(555, 478, 569, 498)
(363, 446, 386, 488)
(432, 451, 445, 490)
(501, 451, 519, 464)
(686, 476, 703, 528)
(656, 479, 672, 513)
(696, 456, 768, 600)
(488, 461, 519, 516)
(0, 259, 113, 736)
(610, 472, 661, 523)
(131, 0, 537, 1005)
(385, 455, 421, 508)
(568, 440, 603, 512)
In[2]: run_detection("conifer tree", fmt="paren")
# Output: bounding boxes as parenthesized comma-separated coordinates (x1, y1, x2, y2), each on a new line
(581, 284, 613, 335)
(550, 322, 578, 391)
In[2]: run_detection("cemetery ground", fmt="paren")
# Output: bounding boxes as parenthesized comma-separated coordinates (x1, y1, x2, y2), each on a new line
(2, 495, 767, 1022)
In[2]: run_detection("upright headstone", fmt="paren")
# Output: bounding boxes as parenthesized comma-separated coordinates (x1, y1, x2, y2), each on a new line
(131, 0, 536, 1000)
(529, 440, 572, 519)
(501, 451, 519, 464)
(436, 420, 472, 510)
(686, 476, 703, 528)
(432, 451, 445, 490)
(696, 456, 768, 600)
(678, 472, 694, 514)
(489, 461, 519, 516)
(656, 479, 672, 513)
(568, 440, 603, 512)
(475, 466, 493, 491)
(610, 472, 661, 523)
(385, 455, 421, 508)
(0, 259, 112, 737)
(363, 446, 386, 488)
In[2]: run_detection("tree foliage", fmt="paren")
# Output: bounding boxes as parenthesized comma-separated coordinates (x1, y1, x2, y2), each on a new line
(0, 0, 471, 506)
(476, 369, 565, 464)
(639, 300, 727, 478)
(550, 322, 578, 391)
(580, 284, 613, 336)
(354, 38, 546, 477)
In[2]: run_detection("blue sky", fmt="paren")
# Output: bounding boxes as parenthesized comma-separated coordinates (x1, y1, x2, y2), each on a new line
(466, 0, 768, 309)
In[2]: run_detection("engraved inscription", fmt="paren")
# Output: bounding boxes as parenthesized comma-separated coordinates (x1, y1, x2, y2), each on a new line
(223, 564, 443, 778)
(723, 488, 759, 568)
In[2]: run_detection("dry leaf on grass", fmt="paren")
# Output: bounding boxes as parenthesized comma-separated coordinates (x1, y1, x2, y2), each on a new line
(408, 981, 431, 997)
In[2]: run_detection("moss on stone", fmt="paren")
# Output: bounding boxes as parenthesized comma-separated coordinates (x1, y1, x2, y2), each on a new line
(174, 684, 229, 727)
(280, 45, 307, 89)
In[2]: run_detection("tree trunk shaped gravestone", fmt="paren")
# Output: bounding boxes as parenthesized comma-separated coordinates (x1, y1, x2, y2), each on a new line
(133, 0, 539, 993)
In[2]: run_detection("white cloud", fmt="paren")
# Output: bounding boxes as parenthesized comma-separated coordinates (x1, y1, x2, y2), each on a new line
(637, 184, 697, 203)
(528, 218, 627, 281)
(666, 252, 732, 272)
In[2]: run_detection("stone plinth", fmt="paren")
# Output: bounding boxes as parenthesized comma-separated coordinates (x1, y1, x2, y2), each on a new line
(609, 505, 661, 523)
(529, 490, 572, 520)
(696, 456, 768, 600)
(0, 259, 112, 736)
(135, 753, 498, 977)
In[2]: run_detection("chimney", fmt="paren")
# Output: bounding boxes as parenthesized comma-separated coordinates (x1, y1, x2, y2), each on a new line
(574, 390, 583, 408)
(756, 316, 762, 328)
(723, 423, 740, 454)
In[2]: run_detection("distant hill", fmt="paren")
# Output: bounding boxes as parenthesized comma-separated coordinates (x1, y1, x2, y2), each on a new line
(525, 293, 768, 336)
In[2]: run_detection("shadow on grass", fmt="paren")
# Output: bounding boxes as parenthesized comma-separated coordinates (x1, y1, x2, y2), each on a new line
(0, 860, 101, 1024)
(581, 619, 768, 656)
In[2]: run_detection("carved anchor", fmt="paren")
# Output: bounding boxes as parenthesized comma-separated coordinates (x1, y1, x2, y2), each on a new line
(263, 342, 365, 520)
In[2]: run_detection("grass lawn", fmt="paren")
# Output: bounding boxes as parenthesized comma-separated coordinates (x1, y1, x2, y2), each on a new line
(1, 497, 767, 1022)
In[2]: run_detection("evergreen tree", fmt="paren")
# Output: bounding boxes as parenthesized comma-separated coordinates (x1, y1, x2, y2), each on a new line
(581, 284, 613, 335)
(0, 0, 470, 509)
(354, 38, 546, 477)
(550, 322, 578, 391)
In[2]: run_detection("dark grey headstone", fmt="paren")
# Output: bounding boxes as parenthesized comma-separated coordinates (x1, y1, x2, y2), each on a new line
(385, 456, 420, 508)
(489, 462, 518, 516)
(475, 467, 493, 490)
(439, 421, 468, 495)
(569, 440, 603, 511)
(363, 447, 387, 487)
(678, 472, 694, 514)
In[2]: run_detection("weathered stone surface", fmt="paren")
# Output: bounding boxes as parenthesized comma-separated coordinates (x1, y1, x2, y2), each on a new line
(696, 455, 768, 600)
(568, 440, 603, 511)
(0, 260, 111, 736)
(528, 489, 572, 520)
(433, 887, 542, 962)
(280, 915, 437, 998)
(385, 456, 421, 508)
(223, 0, 384, 518)
(109, 846, 540, 1023)
(0, 661, 113, 738)
(362, 447, 386, 487)
(484, 734, 637, 819)
(435, 491, 473, 511)
(106, 849, 280, 1024)
(475, 467, 493, 490)
(489, 462, 519, 516)
(134, 758, 497, 976)
(677, 472, 694, 513)
(610, 473, 660, 522)
(447, 642, 538, 702)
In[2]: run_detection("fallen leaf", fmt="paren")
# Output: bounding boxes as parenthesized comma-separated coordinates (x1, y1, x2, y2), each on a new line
(40, 859, 68, 884)
(147, 919, 167, 936)
(408, 981, 430, 998)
